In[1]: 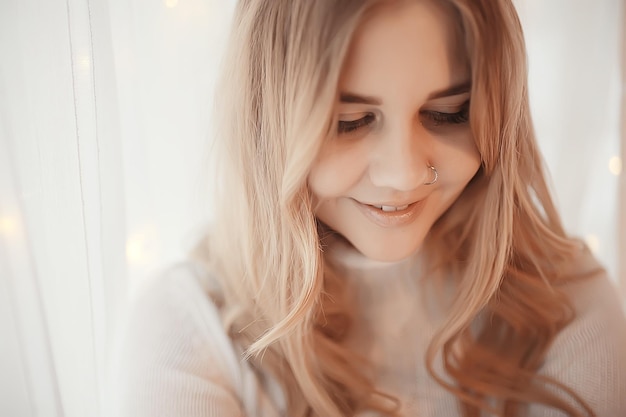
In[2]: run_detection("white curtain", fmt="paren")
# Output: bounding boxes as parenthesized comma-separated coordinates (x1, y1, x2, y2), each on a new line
(0, 0, 623, 416)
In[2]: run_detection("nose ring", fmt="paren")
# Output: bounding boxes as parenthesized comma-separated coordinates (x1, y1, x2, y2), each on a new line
(423, 165, 438, 185)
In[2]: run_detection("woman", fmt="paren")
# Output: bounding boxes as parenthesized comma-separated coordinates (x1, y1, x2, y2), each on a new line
(113, 0, 626, 416)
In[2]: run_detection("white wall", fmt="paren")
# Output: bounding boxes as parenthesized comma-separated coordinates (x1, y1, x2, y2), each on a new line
(516, 0, 623, 286)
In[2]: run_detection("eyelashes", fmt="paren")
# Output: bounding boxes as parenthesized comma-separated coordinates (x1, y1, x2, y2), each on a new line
(425, 102, 470, 126)
(337, 101, 470, 135)
(337, 113, 377, 134)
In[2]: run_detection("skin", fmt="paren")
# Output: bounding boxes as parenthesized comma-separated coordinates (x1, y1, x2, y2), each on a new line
(308, 0, 482, 262)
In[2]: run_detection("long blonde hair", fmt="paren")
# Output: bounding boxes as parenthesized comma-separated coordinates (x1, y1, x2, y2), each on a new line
(194, 0, 602, 416)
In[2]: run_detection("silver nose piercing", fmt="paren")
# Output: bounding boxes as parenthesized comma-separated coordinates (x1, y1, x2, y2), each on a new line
(424, 165, 438, 185)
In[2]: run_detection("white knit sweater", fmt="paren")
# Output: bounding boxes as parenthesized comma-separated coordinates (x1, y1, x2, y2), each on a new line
(111, 244, 626, 417)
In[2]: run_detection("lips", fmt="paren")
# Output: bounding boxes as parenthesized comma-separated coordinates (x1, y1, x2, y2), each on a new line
(353, 199, 426, 228)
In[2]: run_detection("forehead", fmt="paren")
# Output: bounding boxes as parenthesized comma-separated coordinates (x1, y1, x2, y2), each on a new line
(339, 0, 468, 99)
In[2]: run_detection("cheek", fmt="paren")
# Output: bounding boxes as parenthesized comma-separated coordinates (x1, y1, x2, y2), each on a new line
(308, 144, 368, 200)
(439, 132, 481, 178)
(454, 147, 481, 176)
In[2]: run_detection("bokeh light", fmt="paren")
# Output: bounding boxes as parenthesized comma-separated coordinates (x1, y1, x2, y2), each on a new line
(78, 55, 91, 71)
(0, 216, 18, 236)
(585, 234, 600, 255)
(608, 156, 622, 176)
(126, 228, 158, 266)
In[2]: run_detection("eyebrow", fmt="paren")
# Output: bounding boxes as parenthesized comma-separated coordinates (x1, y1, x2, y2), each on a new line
(339, 93, 382, 105)
(339, 80, 471, 105)
(428, 81, 472, 99)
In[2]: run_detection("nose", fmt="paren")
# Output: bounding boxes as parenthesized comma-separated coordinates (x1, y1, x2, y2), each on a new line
(368, 124, 429, 191)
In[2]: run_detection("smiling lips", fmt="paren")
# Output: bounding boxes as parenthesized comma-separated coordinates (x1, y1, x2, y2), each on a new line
(353, 199, 426, 227)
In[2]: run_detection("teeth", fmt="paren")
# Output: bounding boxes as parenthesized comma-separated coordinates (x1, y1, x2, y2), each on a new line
(380, 204, 409, 212)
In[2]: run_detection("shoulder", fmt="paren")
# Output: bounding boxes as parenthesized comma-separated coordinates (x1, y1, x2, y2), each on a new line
(109, 261, 270, 417)
(535, 258, 626, 416)
(121, 261, 240, 372)
(123, 261, 230, 346)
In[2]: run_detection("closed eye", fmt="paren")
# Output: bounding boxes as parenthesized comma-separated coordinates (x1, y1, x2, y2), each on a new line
(337, 113, 376, 134)
(420, 101, 470, 128)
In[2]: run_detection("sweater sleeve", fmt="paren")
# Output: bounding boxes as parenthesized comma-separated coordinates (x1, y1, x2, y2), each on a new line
(528, 272, 626, 417)
(110, 262, 246, 417)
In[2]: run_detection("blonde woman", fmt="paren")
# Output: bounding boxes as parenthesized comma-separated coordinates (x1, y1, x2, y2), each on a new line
(113, 0, 626, 416)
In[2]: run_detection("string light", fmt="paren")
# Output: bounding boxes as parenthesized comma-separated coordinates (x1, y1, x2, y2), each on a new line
(608, 156, 622, 176)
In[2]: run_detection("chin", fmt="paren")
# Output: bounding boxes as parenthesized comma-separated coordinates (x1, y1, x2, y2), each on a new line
(353, 239, 423, 263)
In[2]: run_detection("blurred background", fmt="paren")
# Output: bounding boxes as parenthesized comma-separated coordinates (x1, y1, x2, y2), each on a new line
(0, 0, 624, 416)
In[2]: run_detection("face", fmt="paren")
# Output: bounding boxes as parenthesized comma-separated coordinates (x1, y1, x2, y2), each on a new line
(308, 0, 481, 262)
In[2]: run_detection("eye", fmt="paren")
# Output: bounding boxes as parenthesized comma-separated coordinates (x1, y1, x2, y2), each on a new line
(337, 113, 376, 134)
(421, 101, 470, 128)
